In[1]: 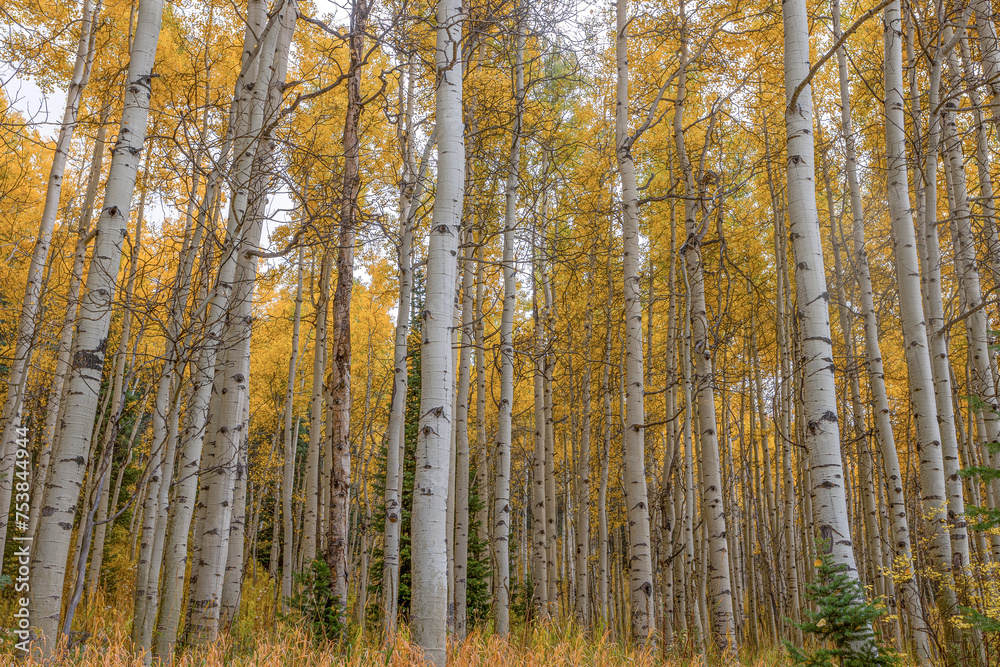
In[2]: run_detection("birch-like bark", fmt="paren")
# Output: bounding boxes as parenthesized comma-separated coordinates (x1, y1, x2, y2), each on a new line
(28, 0, 164, 649)
(531, 245, 549, 619)
(575, 306, 593, 629)
(941, 79, 984, 576)
(824, 4, 930, 656)
(784, 0, 863, 594)
(383, 56, 429, 634)
(187, 1, 295, 642)
(493, 40, 519, 626)
(883, 1, 960, 643)
(597, 307, 613, 624)
(973, 0, 1000, 114)
(0, 0, 98, 566)
(453, 229, 474, 639)
(302, 254, 330, 566)
(28, 111, 110, 542)
(282, 252, 304, 613)
(410, 0, 463, 661)
(615, 0, 656, 643)
(674, 0, 733, 647)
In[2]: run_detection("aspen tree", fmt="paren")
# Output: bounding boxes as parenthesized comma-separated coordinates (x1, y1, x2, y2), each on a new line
(28, 110, 110, 542)
(326, 0, 368, 615)
(187, 0, 296, 642)
(282, 252, 304, 613)
(493, 20, 522, 627)
(826, 3, 929, 653)
(410, 0, 464, 661)
(383, 65, 432, 633)
(0, 0, 98, 565)
(28, 0, 165, 650)
(615, 0, 656, 643)
(531, 241, 549, 618)
(883, 1, 961, 647)
(454, 227, 474, 638)
(575, 305, 592, 629)
(674, 0, 733, 648)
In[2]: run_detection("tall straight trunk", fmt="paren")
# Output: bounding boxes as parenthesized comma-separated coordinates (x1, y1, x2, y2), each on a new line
(383, 56, 429, 634)
(539, 193, 558, 618)
(453, 229, 474, 639)
(941, 56, 984, 576)
(410, 0, 463, 661)
(0, 0, 98, 567)
(220, 437, 248, 627)
(674, 0, 732, 648)
(883, 1, 960, 647)
(597, 307, 613, 624)
(303, 254, 330, 566)
(29, 110, 110, 542)
(531, 250, 549, 619)
(187, 1, 295, 642)
(326, 0, 367, 616)
(28, 0, 164, 650)
(974, 0, 1000, 114)
(958, 35, 1000, 311)
(493, 35, 520, 626)
(615, 0, 656, 643)
(473, 231, 489, 571)
(575, 307, 592, 628)
(830, 0, 928, 656)
(681, 272, 705, 647)
(821, 149, 886, 596)
(282, 253, 304, 612)
(784, 0, 863, 589)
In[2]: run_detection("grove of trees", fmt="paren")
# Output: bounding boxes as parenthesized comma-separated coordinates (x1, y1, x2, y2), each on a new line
(3, 0, 1000, 664)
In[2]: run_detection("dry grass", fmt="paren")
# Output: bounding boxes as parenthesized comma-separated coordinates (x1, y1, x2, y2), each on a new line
(1, 625, 791, 667)
(0, 574, 790, 666)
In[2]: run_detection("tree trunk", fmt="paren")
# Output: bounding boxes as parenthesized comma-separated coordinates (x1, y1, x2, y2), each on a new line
(0, 0, 98, 568)
(615, 0, 656, 644)
(28, 0, 165, 650)
(410, 0, 464, 661)
(325, 0, 367, 619)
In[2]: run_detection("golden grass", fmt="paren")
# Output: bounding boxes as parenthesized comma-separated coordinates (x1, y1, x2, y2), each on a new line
(0, 574, 792, 666)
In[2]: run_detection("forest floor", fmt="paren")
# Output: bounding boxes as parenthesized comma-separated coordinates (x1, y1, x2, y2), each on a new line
(0, 574, 837, 666)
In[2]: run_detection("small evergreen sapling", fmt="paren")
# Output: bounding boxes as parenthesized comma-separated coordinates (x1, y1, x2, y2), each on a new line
(785, 543, 900, 667)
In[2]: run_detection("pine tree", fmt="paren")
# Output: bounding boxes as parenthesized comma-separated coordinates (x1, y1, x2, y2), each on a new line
(785, 544, 900, 667)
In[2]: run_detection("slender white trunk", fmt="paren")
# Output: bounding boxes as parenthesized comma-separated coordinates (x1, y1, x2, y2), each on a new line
(615, 0, 655, 644)
(674, 0, 733, 647)
(453, 230, 474, 638)
(0, 0, 98, 566)
(410, 1, 463, 661)
(783, 0, 865, 593)
(282, 252, 304, 613)
(829, 3, 929, 656)
(883, 2, 960, 645)
(383, 59, 429, 634)
(28, 0, 164, 650)
(28, 112, 110, 542)
(187, 0, 295, 642)
(494, 34, 520, 627)
(326, 0, 367, 616)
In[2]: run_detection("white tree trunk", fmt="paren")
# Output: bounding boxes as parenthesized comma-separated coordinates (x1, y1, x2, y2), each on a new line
(0, 0, 98, 567)
(410, 0, 463, 661)
(28, 0, 164, 650)
(829, 2, 930, 656)
(493, 23, 521, 629)
(883, 1, 960, 646)
(674, 0, 733, 647)
(615, 0, 655, 644)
